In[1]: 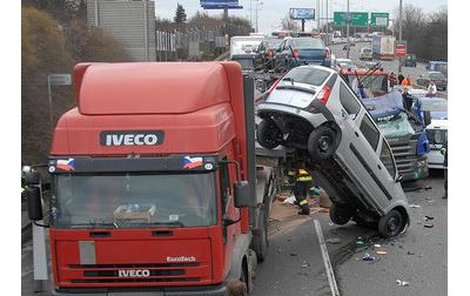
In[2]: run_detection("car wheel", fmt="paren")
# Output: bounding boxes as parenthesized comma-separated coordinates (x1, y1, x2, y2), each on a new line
(378, 209, 407, 238)
(329, 204, 351, 225)
(307, 126, 340, 160)
(257, 119, 282, 149)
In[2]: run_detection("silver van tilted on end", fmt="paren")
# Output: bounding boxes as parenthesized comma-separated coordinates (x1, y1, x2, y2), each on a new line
(257, 65, 411, 238)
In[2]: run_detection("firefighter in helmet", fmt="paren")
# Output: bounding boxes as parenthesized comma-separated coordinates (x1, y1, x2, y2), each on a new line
(287, 167, 313, 215)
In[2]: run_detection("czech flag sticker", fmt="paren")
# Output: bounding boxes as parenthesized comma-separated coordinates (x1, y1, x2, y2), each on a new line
(56, 158, 76, 172)
(183, 156, 203, 169)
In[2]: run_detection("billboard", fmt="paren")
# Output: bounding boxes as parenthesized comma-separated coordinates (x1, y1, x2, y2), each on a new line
(200, 0, 242, 9)
(289, 8, 315, 20)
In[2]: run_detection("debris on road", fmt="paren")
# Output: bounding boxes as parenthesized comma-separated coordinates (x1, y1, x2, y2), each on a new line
(282, 195, 297, 205)
(407, 251, 415, 255)
(425, 185, 432, 190)
(374, 244, 382, 248)
(409, 204, 421, 208)
(301, 261, 310, 268)
(376, 251, 388, 255)
(326, 238, 342, 244)
(356, 237, 365, 248)
(425, 215, 434, 220)
(424, 223, 434, 228)
(289, 252, 298, 257)
(361, 252, 376, 261)
(396, 279, 410, 287)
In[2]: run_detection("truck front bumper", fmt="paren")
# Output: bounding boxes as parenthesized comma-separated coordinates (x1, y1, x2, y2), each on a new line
(51, 284, 228, 296)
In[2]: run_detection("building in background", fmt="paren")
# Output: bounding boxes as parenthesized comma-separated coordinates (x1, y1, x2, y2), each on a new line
(87, 0, 156, 61)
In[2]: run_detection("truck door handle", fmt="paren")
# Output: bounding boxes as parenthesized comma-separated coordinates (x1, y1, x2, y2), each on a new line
(355, 131, 359, 137)
(377, 164, 382, 170)
(152, 230, 173, 237)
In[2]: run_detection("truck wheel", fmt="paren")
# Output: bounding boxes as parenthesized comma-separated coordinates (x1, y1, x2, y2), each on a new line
(307, 126, 339, 160)
(329, 204, 351, 225)
(257, 119, 282, 149)
(252, 208, 269, 262)
(378, 209, 406, 238)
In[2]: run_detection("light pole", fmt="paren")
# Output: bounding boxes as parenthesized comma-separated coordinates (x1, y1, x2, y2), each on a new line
(250, 0, 253, 29)
(325, 0, 329, 34)
(317, 0, 320, 32)
(398, 0, 403, 73)
(346, 0, 350, 58)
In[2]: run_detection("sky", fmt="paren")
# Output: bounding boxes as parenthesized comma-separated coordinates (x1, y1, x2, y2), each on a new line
(154, 0, 447, 33)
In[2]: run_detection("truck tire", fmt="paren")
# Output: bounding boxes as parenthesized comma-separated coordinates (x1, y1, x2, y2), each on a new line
(307, 126, 339, 161)
(378, 209, 407, 238)
(252, 207, 269, 262)
(329, 204, 351, 225)
(257, 119, 282, 149)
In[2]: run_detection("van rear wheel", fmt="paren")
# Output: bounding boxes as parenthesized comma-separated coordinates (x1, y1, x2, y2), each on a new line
(307, 126, 339, 160)
(257, 119, 282, 149)
(378, 209, 406, 238)
(329, 204, 351, 225)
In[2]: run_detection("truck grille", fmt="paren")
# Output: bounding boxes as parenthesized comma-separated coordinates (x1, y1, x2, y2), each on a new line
(67, 262, 203, 284)
(390, 142, 417, 174)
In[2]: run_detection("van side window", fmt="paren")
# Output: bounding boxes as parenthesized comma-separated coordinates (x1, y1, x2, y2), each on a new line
(340, 82, 361, 116)
(360, 115, 380, 151)
(380, 140, 396, 178)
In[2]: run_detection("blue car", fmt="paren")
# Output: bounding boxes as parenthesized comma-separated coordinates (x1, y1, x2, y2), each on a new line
(274, 37, 331, 70)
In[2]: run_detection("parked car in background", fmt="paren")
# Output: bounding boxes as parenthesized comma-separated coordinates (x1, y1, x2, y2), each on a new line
(275, 37, 331, 70)
(426, 61, 448, 77)
(254, 37, 284, 71)
(401, 54, 417, 67)
(359, 47, 373, 60)
(425, 120, 448, 169)
(229, 35, 266, 71)
(416, 71, 447, 91)
(256, 65, 411, 237)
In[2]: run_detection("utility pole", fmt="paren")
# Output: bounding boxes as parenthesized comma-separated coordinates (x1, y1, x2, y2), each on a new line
(398, 0, 403, 73)
(250, 0, 253, 29)
(317, 0, 320, 32)
(255, 0, 258, 32)
(346, 0, 350, 58)
(325, 0, 329, 34)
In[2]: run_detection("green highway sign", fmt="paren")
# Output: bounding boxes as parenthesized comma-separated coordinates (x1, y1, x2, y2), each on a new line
(371, 12, 389, 27)
(334, 11, 368, 27)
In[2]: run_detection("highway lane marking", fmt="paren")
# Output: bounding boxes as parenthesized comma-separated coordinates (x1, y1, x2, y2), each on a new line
(314, 219, 340, 296)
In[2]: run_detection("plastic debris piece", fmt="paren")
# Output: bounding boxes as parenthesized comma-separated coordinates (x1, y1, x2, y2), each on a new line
(407, 251, 415, 255)
(289, 252, 298, 257)
(409, 204, 421, 208)
(396, 279, 410, 287)
(356, 236, 365, 248)
(374, 244, 382, 248)
(283, 195, 297, 205)
(425, 215, 434, 220)
(361, 252, 376, 261)
(326, 238, 341, 244)
(424, 223, 434, 228)
(376, 251, 387, 255)
(425, 185, 432, 190)
(301, 262, 310, 268)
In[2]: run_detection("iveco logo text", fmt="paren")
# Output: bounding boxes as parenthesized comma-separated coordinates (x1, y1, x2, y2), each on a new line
(118, 269, 150, 277)
(166, 256, 197, 263)
(100, 131, 164, 146)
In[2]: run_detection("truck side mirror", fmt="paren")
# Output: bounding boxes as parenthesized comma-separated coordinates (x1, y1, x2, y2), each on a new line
(423, 110, 432, 126)
(234, 181, 254, 208)
(27, 187, 43, 221)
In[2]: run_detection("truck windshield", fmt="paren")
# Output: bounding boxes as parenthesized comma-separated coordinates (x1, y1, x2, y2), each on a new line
(349, 74, 388, 97)
(51, 172, 217, 229)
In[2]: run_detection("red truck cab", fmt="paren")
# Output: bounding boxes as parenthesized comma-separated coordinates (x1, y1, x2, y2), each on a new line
(26, 62, 274, 295)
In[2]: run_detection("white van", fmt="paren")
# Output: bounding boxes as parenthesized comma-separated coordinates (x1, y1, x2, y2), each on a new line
(426, 120, 448, 169)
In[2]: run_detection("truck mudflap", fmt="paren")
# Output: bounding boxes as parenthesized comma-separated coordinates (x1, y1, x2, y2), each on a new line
(51, 284, 228, 296)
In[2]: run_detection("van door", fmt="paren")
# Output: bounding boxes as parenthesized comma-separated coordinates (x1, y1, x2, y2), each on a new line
(334, 81, 388, 210)
(375, 137, 401, 199)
